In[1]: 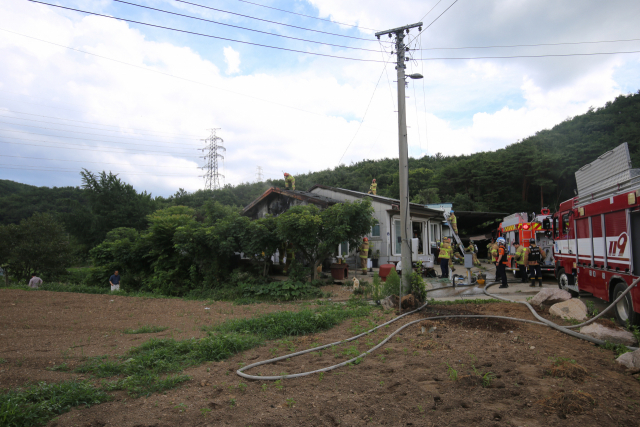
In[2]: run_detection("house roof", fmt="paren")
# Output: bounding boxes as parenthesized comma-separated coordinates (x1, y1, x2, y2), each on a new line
(242, 187, 340, 217)
(309, 184, 445, 216)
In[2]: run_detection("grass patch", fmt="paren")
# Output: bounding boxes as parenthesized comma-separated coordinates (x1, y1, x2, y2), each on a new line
(600, 341, 632, 357)
(427, 298, 505, 306)
(207, 303, 373, 339)
(75, 302, 374, 398)
(0, 380, 111, 427)
(123, 325, 169, 334)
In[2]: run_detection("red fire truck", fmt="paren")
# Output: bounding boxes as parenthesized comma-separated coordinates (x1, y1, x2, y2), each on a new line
(553, 142, 640, 325)
(498, 210, 554, 276)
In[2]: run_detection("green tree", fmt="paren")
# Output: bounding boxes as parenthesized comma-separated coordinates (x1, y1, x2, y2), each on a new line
(0, 213, 73, 283)
(276, 199, 376, 280)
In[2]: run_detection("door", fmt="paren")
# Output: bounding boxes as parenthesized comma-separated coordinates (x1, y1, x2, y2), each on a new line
(630, 211, 640, 276)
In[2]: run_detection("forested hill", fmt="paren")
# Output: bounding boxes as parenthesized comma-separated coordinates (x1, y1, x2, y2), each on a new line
(1, 91, 640, 228)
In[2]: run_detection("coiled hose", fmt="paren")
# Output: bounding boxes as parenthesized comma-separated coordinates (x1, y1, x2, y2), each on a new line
(237, 277, 639, 381)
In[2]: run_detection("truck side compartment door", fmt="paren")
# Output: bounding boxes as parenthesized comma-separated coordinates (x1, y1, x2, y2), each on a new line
(630, 211, 640, 276)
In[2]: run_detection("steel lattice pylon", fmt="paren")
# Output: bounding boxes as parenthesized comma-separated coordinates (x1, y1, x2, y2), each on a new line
(200, 128, 225, 190)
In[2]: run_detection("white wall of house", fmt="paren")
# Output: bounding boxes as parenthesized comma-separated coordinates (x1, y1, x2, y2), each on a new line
(310, 187, 443, 266)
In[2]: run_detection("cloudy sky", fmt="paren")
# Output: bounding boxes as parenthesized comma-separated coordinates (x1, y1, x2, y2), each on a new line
(1, 0, 639, 197)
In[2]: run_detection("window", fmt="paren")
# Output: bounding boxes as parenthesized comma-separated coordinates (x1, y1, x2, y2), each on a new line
(371, 224, 380, 237)
(562, 213, 570, 235)
(394, 220, 402, 255)
(338, 240, 349, 257)
(430, 223, 441, 246)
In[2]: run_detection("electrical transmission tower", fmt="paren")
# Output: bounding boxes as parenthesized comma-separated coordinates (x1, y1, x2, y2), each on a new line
(255, 166, 264, 182)
(199, 128, 225, 190)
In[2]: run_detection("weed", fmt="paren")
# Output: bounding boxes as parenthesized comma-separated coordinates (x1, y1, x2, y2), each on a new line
(342, 346, 359, 357)
(600, 341, 632, 357)
(237, 382, 247, 393)
(45, 363, 70, 372)
(229, 398, 237, 408)
(550, 355, 576, 366)
(286, 398, 296, 408)
(0, 358, 5, 364)
(468, 352, 478, 365)
(445, 362, 458, 381)
(174, 402, 187, 412)
(124, 325, 169, 334)
(585, 300, 599, 317)
(200, 407, 212, 417)
(472, 366, 496, 387)
(0, 380, 111, 427)
(261, 384, 268, 392)
(274, 380, 283, 392)
(318, 372, 324, 381)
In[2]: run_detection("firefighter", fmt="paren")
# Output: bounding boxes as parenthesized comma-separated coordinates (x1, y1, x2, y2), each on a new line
(495, 237, 509, 288)
(513, 242, 528, 283)
(525, 238, 546, 287)
(283, 173, 295, 190)
(466, 240, 481, 267)
(486, 238, 495, 263)
(448, 210, 458, 235)
(368, 179, 377, 195)
(490, 241, 498, 265)
(438, 238, 451, 278)
(359, 237, 369, 275)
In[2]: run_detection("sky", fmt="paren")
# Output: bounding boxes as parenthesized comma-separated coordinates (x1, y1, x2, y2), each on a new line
(0, 0, 639, 197)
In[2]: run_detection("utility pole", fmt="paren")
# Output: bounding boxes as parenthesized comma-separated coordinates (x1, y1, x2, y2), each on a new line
(256, 166, 264, 183)
(376, 22, 423, 295)
(199, 128, 225, 190)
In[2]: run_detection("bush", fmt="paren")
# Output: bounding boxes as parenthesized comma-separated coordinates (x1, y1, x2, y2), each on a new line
(239, 281, 322, 301)
(410, 271, 427, 302)
(382, 268, 401, 298)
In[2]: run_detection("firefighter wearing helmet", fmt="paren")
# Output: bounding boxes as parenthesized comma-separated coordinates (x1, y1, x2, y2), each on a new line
(495, 237, 509, 288)
(466, 239, 481, 267)
(359, 237, 370, 275)
(448, 210, 458, 234)
(368, 179, 377, 195)
(513, 242, 528, 283)
(525, 238, 546, 287)
(283, 173, 295, 191)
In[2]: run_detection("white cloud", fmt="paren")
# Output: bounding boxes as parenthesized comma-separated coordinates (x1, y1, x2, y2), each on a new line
(223, 46, 240, 75)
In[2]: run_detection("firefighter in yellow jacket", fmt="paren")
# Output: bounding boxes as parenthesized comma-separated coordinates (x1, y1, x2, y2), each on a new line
(513, 242, 528, 283)
(438, 239, 451, 278)
(368, 179, 377, 195)
(359, 237, 369, 275)
(283, 172, 295, 190)
(448, 210, 458, 234)
(490, 242, 498, 264)
(466, 240, 481, 267)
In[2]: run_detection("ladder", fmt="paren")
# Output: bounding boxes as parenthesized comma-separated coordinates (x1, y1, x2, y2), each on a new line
(442, 211, 474, 286)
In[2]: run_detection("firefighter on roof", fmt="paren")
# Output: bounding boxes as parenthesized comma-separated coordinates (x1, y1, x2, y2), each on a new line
(525, 238, 546, 287)
(513, 242, 528, 283)
(283, 173, 295, 190)
(495, 237, 509, 288)
(359, 237, 369, 275)
(368, 179, 377, 195)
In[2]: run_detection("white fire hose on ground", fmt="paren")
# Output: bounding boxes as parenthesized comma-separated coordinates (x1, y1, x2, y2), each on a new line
(237, 278, 640, 381)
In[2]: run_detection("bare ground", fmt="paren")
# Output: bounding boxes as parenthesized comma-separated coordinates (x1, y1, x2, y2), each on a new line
(1, 289, 639, 427)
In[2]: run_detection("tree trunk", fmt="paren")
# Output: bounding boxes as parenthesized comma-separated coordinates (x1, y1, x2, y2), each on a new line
(540, 185, 544, 210)
(312, 259, 322, 281)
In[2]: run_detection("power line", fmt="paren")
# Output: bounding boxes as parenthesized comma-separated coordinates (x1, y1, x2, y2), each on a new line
(337, 52, 393, 165)
(0, 29, 396, 131)
(172, 0, 388, 43)
(0, 154, 198, 169)
(0, 164, 199, 177)
(419, 32, 428, 156)
(28, 1, 385, 63)
(416, 37, 640, 51)
(413, 50, 640, 60)
(419, 0, 444, 21)
(0, 98, 202, 138)
(232, 0, 379, 32)
(0, 128, 198, 152)
(0, 137, 197, 157)
(408, 0, 460, 45)
(0, 119, 201, 146)
(112, 0, 380, 53)
(0, 108, 202, 139)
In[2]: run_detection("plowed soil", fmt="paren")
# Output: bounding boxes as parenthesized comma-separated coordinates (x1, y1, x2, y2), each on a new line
(1, 289, 640, 427)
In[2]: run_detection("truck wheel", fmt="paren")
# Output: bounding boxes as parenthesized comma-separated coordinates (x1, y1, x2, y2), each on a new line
(557, 269, 577, 296)
(612, 282, 638, 326)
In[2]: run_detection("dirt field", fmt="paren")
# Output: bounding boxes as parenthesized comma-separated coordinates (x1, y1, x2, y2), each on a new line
(1, 288, 640, 427)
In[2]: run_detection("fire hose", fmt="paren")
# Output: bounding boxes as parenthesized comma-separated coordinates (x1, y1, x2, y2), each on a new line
(237, 278, 640, 381)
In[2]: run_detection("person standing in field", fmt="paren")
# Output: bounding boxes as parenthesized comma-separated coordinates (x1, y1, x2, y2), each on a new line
(109, 270, 121, 291)
(29, 274, 43, 289)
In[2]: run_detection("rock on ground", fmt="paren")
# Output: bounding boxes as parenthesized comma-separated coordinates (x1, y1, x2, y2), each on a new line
(616, 348, 640, 369)
(529, 288, 572, 307)
(580, 323, 638, 346)
(380, 296, 395, 310)
(549, 299, 587, 321)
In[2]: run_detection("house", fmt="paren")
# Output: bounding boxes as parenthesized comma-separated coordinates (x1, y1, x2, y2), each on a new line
(309, 185, 446, 266)
(242, 187, 341, 220)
